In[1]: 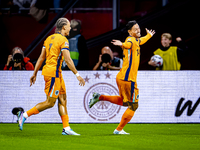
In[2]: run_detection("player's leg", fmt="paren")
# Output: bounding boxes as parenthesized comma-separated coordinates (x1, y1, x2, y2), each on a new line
(89, 93, 123, 108)
(114, 102, 138, 134)
(100, 95, 123, 105)
(18, 96, 57, 130)
(18, 76, 58, 130)
(58, 94, 68, 126)
(89, 76, 124, 108)
(58, 74, 80, 135)
(114, 82, 139, 135)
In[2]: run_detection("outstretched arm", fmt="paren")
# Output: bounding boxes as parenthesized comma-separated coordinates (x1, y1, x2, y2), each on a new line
(111, 40, 122, 46)
(111, 39, 132, 49)
(30, 47, 46, 86)
(140, 28, 155, 45)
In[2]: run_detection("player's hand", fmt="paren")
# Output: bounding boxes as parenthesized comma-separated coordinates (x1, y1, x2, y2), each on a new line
(77, 76, 85, 86)
(145, 28, 156, 36)
(111, 39, 122, 46)
(30, 75, 36, 86)
(6, 55, 13, 66)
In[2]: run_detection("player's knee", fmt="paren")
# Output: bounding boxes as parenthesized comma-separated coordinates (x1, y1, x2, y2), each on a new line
(129, 102, 138, 111)
(58, 98, 66, 106)
(48, 101, 56, 108)
(46, 98, 56, 108)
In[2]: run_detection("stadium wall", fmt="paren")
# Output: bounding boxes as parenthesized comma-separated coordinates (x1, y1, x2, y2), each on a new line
(0, 71, 200, 123)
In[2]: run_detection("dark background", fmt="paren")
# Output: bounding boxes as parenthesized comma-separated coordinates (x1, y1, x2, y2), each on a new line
(0, 0, 199, 70)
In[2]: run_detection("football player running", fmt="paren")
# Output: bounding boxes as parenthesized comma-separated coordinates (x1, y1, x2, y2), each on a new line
(17, 17, 85, 135)
(89, 20, 155, 134)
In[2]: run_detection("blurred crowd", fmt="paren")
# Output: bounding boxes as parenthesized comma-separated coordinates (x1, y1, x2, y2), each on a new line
(0, 1, 191, 71)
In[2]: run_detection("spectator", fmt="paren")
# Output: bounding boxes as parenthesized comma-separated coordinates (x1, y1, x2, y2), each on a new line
(93, 46, 123, 70)
(148, 33, 187, 70)
(62, 19, 89, 70)
(4, 47, 34, 70)
(13, 0, 36, 8)
(29, 0, 49, 23)
(12, 0, 36, 13)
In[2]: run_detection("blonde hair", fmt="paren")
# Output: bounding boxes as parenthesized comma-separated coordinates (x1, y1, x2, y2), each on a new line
(161, 33, 172, 40)
(55, 18, 68, 32)
(12, 47, 24, 57)
(70, 19, 81, 29)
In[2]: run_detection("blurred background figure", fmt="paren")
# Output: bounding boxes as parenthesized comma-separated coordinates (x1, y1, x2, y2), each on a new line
(4, 47, 34, 70)
(148, 33, 187, 70)
(13, 0, 36, 8)
(29, 0, 49, 23)
(93, 46, 123, 70)
(53, 0, 61, 13)
(12, 0, 36, 14)
(62, 19, 90, 70)
(1, 0, 199, 70)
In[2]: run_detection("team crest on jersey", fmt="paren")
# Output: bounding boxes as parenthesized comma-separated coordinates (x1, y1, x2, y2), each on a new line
(55, 90, 59, 96)
(136, 94, 139, 100)
(64, 42, 69, 47)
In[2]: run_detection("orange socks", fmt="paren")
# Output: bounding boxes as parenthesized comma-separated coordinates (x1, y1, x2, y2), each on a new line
(116, 108, 134, 131)
(26, 107, 69, 129)
(99, 95, 123, 106)
(61, 115, 69, 128)
(26, 106, 40, 117)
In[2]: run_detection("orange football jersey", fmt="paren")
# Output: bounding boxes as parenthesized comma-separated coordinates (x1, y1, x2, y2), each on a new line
(42, 33, 69, 77)
(117, 33, 152, 82)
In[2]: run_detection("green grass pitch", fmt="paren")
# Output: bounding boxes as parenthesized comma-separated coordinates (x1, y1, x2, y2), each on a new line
(0, 123, 200, 150)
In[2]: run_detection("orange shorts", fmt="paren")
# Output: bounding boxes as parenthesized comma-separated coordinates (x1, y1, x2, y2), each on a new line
(44, 73, 66, 98)
(116, 75, 139, 103)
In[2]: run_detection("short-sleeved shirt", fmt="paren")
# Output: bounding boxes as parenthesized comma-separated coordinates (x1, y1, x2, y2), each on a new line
(42, 33, 69, 77)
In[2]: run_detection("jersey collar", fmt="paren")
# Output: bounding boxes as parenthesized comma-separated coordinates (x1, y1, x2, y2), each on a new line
(55, 32, 64, 36)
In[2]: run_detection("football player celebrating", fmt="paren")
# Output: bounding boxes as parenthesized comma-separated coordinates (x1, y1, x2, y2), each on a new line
(89, 20, 155, 134)
(17, 17, 85, 135)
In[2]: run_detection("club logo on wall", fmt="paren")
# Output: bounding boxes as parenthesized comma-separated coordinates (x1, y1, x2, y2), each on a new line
(83, 82, 121, 121)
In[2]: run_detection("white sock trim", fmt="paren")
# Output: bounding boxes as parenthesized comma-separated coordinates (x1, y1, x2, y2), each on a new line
(64, 126, 71, 131)
(23, 112, 28, 118)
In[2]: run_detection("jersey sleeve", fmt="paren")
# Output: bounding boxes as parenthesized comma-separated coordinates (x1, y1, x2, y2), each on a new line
(61, 39, 69, 51)
(122, 38, 132, 49)
(43, 39, 47, 49)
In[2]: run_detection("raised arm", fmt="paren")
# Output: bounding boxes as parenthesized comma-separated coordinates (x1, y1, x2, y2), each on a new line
(140, 28, 155, 45)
